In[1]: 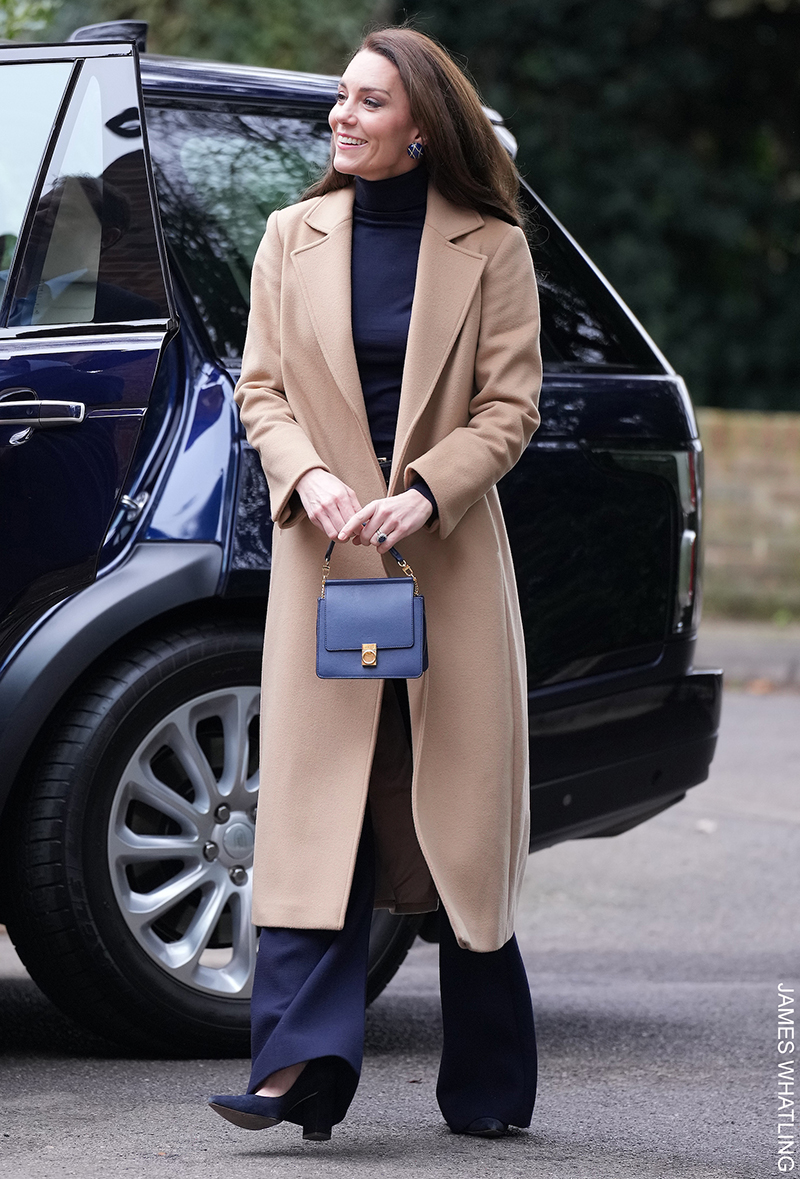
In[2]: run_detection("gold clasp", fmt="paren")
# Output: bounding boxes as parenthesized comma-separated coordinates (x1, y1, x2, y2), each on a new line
(396, 558, 420, 596)
(320, 558, 330, 599)
(362, 643, 377, 667)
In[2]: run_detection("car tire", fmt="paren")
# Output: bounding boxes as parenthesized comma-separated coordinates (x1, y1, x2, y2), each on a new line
(4, 619, 422, 1056)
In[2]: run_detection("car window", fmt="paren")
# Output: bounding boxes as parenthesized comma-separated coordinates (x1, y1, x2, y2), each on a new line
(6, 58, 169, 328)
(0, 61, 73, 306)
(522, 187, 663, 373)
(146, 105, 331, 363)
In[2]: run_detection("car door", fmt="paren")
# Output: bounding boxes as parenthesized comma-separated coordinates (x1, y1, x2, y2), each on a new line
(0, 41, 175, 658)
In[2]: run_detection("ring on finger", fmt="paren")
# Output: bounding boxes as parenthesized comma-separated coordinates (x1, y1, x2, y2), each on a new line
(376, 531, 388, 544)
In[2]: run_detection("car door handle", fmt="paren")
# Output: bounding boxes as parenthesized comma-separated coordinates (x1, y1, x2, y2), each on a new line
(0, 398, 86, 427)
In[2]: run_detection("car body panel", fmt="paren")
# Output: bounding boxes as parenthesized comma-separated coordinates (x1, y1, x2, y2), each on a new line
(0, 541, 222, 810)
(145, 359, 238, 545)
(0, 335, 165, 650)
(0, 42, 176, 661)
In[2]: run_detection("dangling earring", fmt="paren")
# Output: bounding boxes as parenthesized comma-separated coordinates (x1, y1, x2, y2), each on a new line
(407, 142, 424, 161)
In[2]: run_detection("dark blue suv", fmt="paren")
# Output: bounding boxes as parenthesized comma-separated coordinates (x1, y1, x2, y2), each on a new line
(0, 25, 721, 1055)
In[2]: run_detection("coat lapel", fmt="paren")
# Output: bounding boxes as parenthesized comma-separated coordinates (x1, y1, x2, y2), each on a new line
(290, 187, 372, 444)
(290, 182, 487, 475)
(392, 187, 486, 486)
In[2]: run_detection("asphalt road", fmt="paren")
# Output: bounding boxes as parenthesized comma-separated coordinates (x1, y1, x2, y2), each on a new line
(0, 686, 796, 1179)
(695, 618, 800, 690)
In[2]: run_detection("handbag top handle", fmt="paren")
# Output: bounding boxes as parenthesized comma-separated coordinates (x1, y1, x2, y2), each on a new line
(320, 539, 421, 598)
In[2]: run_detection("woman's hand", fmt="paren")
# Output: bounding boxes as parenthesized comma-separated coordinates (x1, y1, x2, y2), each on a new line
(338, 489, 433, 554)
(295, 469, 363, 539)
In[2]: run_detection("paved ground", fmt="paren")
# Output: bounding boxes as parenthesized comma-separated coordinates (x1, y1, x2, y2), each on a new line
(695, 617, 800, 689)
(0, 626, 796, 1178)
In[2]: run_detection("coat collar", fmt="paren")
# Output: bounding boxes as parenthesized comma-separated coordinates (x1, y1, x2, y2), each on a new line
(302, 181, 484, 240)
(291, 182, 487, 485)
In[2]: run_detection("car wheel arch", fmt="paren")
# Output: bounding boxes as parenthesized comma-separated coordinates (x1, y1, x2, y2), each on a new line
(0, 542, 246, 834)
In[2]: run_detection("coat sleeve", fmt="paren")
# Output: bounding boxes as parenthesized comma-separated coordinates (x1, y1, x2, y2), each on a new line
(404, 225, 542, 540)
(234, 210, 329, 528)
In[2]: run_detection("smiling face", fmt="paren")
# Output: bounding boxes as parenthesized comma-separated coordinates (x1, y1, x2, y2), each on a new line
(329, 49, 424, 182)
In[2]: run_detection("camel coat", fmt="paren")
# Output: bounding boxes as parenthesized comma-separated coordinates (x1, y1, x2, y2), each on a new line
(235, 182, 542, 952)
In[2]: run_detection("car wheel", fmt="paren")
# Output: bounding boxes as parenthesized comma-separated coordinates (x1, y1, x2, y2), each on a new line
(5, 619, 421, 1056)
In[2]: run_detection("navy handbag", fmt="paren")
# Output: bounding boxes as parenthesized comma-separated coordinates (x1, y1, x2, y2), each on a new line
(316, 539, 428, 679)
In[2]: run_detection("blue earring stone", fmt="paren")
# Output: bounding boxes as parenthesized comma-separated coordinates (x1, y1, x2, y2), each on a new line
(407, 142, 424, 160)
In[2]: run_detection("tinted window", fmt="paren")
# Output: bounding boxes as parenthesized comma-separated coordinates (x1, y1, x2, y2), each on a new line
(501, 447, 673, 686)
(6, 58, 169, 328)
(523, 186, 663, 373)
(146, 105, 330, 362)
(0, 61, 72, 305)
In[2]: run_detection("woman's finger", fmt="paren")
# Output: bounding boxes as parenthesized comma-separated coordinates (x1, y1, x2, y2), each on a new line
(338, 501, 380, 542)
(325, 496, 363, 537)
(296, 470, 363, 538)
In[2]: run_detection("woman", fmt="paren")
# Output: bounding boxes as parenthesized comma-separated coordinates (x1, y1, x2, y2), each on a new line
(209, 26, 542, 1141)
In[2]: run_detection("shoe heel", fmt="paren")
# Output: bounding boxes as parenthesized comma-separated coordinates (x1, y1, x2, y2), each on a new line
(301, 1090, 335, 1142)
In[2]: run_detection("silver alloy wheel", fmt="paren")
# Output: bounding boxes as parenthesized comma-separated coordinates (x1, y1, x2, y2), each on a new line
(108, 686, 260, 998)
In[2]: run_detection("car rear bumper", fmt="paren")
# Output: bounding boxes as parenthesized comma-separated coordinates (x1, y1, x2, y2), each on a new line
(527, 668, 722, 850)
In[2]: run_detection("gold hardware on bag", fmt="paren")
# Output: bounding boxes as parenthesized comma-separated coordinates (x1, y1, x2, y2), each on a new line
(362, 644, 377, 667)
(320, 556, 331, 598)
(397, 559, 420, 596)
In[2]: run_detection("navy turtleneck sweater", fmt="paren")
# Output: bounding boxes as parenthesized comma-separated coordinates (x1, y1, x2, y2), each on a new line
(351, 165, 437, 517)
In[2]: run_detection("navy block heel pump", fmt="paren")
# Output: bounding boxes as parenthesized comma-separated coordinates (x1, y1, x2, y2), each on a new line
(209, 1057, 336, 1141)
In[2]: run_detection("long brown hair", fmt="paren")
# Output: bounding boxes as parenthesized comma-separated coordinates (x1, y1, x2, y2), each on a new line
(303, 27, 523, 228)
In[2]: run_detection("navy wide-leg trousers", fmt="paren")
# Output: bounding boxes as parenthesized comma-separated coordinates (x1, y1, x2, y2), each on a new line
(247, 814, 537, 1131)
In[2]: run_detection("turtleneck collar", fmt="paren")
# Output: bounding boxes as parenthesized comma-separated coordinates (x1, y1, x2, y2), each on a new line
(354, 164, 428, 213)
